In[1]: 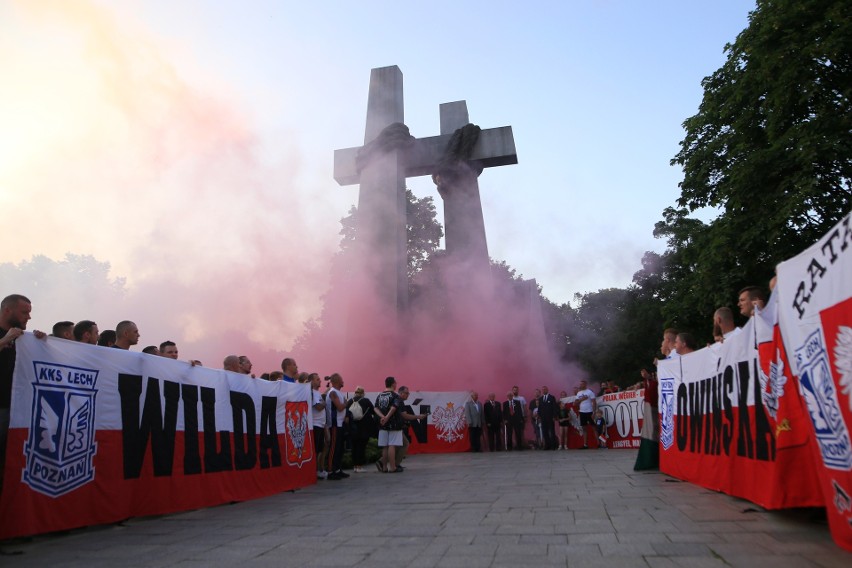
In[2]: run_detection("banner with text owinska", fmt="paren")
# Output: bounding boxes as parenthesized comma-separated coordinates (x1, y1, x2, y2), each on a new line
(657, 316, 823, 511)
(0, 336, 315, 540)
(774, 210, 852, 551)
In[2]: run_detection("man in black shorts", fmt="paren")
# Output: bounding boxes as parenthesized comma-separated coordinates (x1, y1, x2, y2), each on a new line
(576, 380, 597, 449)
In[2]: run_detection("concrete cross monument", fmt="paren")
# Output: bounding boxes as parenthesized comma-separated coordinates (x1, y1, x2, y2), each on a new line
(334, 65, 517, 363)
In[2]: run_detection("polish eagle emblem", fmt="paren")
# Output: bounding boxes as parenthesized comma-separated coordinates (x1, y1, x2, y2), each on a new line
(431, 402, 465, 443)
(835, 326, 852, 413)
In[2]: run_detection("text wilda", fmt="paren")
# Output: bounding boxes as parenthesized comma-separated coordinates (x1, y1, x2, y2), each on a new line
(118, 374, 282, 479)
(675, 358, 775, 461)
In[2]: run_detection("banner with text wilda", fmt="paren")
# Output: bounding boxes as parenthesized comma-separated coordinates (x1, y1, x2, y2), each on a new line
(658, 318, 822, 510)
(0, 336, 315, 539)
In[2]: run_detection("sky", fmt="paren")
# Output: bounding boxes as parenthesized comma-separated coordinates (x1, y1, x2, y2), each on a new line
(0, 0, 755, 371)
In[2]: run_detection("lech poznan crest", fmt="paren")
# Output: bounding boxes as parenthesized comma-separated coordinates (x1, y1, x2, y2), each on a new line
(24, 361, 99, 497)
(795, 329, 852, 471)
(284, 401, 312, 468)
(659, 377, 675, 451)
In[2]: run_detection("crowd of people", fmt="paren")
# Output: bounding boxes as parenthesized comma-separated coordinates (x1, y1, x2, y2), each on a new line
(0, 284, 768, 488)
(632, 284, 769, 470)
(0, 291, 633, 491)
(463, 382, 606, 454)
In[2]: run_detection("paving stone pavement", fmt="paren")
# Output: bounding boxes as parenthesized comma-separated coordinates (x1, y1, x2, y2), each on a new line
(1, 449, 849, 567)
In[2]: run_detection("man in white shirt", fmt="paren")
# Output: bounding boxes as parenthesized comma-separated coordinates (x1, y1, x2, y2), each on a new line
(714, 307, 742, 341)
(576, 380, 596, 449)
(325, 373, 349, 480)
(737, 286, 767, 318)
(311, 373, 329, 479)
(661, 328, 680, 360)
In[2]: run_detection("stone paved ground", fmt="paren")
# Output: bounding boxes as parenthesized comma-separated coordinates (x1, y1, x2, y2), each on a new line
(1, 449, 849, 567)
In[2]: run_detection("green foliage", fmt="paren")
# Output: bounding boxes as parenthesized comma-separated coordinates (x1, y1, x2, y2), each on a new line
(566, 287, 663, 386)
(406, 189, 443, 279)
(336, 189, 443, 280)
(294, 189, 444, 352)
(650, 0, 852, 339)
(0, 254, 127, 316)
(566, 0, 852, 381)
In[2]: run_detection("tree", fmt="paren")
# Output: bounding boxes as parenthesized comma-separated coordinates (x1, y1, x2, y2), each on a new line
(293, 189, 443, 353)
(335, 189, 443, 280)
(566, 287, 664, 386)
(0, 254, 127, 326)
(405, 189, 443, 280)
(653, 0, 851, 336)
(674, 0, 850, 253)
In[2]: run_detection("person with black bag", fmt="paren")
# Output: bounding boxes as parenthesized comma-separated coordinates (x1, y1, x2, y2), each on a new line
(346, 386, 375, 473)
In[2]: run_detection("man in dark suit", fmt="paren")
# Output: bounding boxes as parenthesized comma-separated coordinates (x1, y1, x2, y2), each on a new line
(503, 391, 524, 451)
(539, 385, 559, 450)
(483, 392, 503, 451)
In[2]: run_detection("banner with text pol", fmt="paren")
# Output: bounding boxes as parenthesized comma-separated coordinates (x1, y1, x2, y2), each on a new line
(0, 336, 315, 539)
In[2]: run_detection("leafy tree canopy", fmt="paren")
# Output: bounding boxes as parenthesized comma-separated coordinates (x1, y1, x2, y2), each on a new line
(648, 0, 852, 339)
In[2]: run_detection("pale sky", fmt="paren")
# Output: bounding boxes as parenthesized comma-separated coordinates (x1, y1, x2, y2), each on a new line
(0, 0, 754, 364)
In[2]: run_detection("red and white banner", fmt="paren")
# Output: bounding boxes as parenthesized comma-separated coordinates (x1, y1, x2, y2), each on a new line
(360, 391, 470, 454)
(773, 211, 852, 551)
(598, 390, 645, 449)
(658, 318, 823, 510)
(0, 335, 315, 540)
(557, 391, 646, 449)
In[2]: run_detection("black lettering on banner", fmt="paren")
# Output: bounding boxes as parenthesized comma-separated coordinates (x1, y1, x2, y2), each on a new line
(230, 392, 257, 471)
(711, 375, 723, 455)
(840, 213, 852, 253)
(792, 258, 828, 318)
(792, 213, 851, 318)
(752, 359, 776, 461)
(676, 384, 688, 451)
(258, 396, 281, 469)
(118, 374, 179, 479)
(736, 361, 754, 459)
(688, 382, 703, 453)
(792, 259, 825, 319)
(821, 227, 841, 264)
(181, 384, 202, 475)
(723, 367, 734, 455)
(201, 386, 232, 473)
(701, 378, 713, 454)
(411, 404, 430, 443)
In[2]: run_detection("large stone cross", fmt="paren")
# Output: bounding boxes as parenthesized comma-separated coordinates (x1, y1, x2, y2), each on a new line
(333, 65, 517, 343)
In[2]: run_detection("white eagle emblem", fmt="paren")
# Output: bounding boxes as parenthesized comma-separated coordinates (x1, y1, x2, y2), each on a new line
(802, 386, 829, 431)
(38, 399, 60, 453)
(758, 349, 787, 420)
(286, 409, 308, 458)
(834, 326, 852, 413)
(431, 402, 465, 443)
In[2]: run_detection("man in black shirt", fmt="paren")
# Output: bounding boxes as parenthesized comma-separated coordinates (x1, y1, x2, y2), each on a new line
(539, 385, 559, 450)
(1, 294, 46, 489)
(483, 392, 503, 452)
(374, 377, 405, 473)
(113, 320, 140, 350)
(503, 392, 524, 451)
